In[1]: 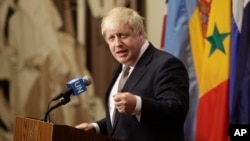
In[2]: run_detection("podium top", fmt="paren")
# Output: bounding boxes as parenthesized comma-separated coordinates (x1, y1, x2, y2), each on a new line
(14, 116, 122, 141)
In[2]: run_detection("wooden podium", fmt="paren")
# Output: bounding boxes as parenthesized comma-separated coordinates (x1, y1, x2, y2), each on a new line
(14, 116, 121, 141)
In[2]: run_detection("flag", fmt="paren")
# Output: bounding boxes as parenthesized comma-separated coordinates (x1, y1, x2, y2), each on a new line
(194, 0, 231, 140)
(230, 0, 250, 125)
(229, 0, 243, 119)
(164, 0, 231, 141)
(164, 0, 199, 141)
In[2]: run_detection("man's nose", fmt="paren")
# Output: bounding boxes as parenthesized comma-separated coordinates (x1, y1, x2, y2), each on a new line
(114, 37, 122, 46)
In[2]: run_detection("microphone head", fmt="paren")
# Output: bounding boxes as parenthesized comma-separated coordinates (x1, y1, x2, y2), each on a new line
(66, 76, 92, 96)
(82, 76, 92, 86)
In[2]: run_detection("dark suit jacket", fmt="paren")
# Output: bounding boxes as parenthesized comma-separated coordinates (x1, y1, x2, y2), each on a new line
(97, 43, 189, 141)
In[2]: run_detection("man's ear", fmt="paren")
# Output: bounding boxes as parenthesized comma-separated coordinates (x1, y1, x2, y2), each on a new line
(138, 31, 144, 41)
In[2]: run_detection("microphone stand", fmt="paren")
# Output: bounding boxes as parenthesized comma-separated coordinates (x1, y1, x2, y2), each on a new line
(43, 95, 71, 122)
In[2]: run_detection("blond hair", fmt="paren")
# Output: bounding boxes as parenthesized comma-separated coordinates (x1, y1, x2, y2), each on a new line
(101, 7, 146, 37)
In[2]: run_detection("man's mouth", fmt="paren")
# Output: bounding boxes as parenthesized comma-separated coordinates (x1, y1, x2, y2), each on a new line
(117, 50, 128, 57)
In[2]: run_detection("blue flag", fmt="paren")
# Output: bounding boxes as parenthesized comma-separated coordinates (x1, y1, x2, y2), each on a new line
(230, 1, 250, 125)
(164, 0, 199, 141)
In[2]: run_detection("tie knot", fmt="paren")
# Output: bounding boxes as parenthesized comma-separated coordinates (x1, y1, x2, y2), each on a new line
(122, 66, 130, 77)
(118, 66, 130, 92)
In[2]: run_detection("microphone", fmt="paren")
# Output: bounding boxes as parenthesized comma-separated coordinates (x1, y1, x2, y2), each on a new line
(43, 76, 92, 122)
(51, 76, 92, 101)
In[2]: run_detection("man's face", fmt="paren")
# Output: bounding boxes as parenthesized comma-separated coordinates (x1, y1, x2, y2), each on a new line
(104, 24, 143, 66)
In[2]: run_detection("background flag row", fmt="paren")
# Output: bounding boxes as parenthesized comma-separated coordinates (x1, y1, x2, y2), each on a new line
(162, 0, 250, 140)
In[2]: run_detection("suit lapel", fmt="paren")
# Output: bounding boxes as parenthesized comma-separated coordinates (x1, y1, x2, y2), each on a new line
(122, 44, 155, 92)
(104, 65, 122, 134)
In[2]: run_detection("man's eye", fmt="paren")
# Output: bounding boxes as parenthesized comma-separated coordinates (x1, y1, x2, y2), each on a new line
(121, 34, 128, 38)
(108, 37, 115, 41)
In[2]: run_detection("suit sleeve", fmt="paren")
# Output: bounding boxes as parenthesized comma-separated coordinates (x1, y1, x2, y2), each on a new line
(140, 56, 189, 127)
(96, 118, 108, 135)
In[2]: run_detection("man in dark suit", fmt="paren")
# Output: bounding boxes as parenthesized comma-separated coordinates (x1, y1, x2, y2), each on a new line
(76, 7, 189, 141)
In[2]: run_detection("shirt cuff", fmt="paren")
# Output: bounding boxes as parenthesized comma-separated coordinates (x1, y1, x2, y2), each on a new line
(132, 95, 142, 122)
(91, 123, 100, 133)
